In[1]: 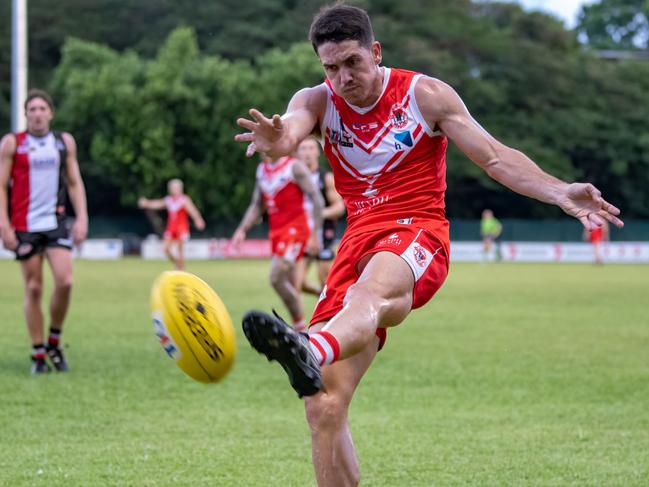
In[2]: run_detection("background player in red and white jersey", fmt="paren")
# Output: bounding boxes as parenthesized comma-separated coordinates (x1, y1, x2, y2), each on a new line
(583, 218, 609, 264)
(235, 5, 624, 486)
(295, 137, 345, 291)
(231, 155, 323, 331)
(0, 89, 88, 374)
(138, 179, 205, 270)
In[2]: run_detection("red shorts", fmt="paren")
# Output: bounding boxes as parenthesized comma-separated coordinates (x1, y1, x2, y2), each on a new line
(164, 227, 189, 241)
(271, 227, 310, 263)
(310, 225, 449, 349)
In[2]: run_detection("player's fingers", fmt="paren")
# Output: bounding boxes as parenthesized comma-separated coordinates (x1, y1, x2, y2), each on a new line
(586, 184, 602, 199)
(236, 118, 258, 132)
(601, 198, 621, 215)
(245, 142, 257, 157)
(579, 215, 593, 231)
(249, 108, 270, 125)
(600, 211, 625, 229)
(589, 212, 605, 227)
(234, 132, 255, 142)
(271, 114, 283, 130)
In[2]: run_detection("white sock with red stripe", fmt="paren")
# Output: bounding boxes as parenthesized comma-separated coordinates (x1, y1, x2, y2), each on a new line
(308, 331, 340, 366)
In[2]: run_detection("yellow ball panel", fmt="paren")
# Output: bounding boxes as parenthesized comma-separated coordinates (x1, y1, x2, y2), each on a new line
(150, 271, 236, 383)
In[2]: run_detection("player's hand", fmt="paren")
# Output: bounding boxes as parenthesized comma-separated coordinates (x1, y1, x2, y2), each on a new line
(230, 228, 246, 250)
(235, 109, 290, 158)
(558, 183, 624, 230)
(72, 218, 88, 245)
(195, 220, 206, 231)
(306, 234, 320, 257)
(137, 197, 147, 209)
(0, 225, 18, 251)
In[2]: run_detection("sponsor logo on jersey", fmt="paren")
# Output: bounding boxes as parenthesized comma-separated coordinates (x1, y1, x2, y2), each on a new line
(389, 102, 409, 129)
(352, 122, 379, 133)
(394, 131, 413, 148)
(329, 128, 354, 148)
(31, 156, 59, 169)
(397, 218, 413, 225)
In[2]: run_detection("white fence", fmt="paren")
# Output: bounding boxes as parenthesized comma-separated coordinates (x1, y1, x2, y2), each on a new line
(2, 239, 649, 263)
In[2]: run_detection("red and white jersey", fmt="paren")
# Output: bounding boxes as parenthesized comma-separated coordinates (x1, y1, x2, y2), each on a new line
(321, 68, 449, 245)
(10, 131, 68, 232)
(256, 157, 310, 238)
(164, 195, 189, 233)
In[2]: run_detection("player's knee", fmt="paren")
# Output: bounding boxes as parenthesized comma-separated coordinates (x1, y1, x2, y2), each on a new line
(344, 281, 389, 315)
(304, 393, 348, 432)
(25, 279, 43, 302)
(55, 275, 73, 293)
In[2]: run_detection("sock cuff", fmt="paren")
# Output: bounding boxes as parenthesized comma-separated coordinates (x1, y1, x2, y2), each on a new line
(315, 331, 340, 362)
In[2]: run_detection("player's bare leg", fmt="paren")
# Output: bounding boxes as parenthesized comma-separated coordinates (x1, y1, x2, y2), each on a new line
(269, 256, 305, 328)
(46, 248, 74, 330)
(176, 240, 185, 270)
(321, 251, 414, 359)
(296, 256, 322, 296)
(593, 241, 603, 265)
(318, 259, 333, 287)
(44, 248, 73, 371)
(163, 238, 180, 269)
(304, 331, 378, 487)
(20, 254, 45, 345)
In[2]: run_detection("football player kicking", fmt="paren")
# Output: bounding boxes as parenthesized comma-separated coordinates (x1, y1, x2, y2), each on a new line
(234, 5, 624, 487)
(231, 155, 323, 331)
(139, 179, 205, 270)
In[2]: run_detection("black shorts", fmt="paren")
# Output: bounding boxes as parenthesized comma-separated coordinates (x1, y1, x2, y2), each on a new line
(14, 218, 73, 261)
(317, 231, 336, 261)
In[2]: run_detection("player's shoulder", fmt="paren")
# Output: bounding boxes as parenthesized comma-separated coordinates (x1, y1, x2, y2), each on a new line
(0, 132, 19, 157)
(294, 84, 328, 110)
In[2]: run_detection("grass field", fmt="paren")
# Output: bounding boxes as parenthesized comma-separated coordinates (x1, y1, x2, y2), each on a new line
(0, 259, 647, 486)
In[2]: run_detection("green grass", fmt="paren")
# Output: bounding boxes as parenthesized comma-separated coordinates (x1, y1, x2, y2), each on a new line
(0, 259, 647, 486)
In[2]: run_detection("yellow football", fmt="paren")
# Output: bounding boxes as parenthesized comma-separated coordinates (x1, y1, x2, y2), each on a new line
(150, 271, 235, 383)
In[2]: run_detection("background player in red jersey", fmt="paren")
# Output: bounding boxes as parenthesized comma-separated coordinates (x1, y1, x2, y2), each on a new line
(0, 89, 88, 374)
(235, 5, 624, 486)
(583, 218, 609, 264)
(231, 155, 323, 331)
(138, 178, 205, 270)
(295, 137, 345, 291)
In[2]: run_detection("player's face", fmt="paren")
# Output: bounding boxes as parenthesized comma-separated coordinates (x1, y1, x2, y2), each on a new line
(168, 182, 183, 196)
(25, 98, 53, 135)
(317, 40, 383, 107)
(297, 139, 320, 171)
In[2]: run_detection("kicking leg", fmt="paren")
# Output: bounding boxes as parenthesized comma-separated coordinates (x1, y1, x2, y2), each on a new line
(317, 251, 414, 360)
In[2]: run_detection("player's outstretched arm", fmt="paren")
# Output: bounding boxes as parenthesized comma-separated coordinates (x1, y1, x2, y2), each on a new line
(185, 197, 205, 231)
(231, 183, 264, 248)
(138, 197, 166, 210)
(62, 133, 89, 244)
(235, 85, 327, 159)
(416, 78, 624, 230)
(293, 161, 324, 255)
(322, 172, 345, 220)
(0, 134, 18, 250)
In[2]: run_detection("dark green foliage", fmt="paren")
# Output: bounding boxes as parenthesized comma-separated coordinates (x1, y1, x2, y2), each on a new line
(2, 0, 648, 224)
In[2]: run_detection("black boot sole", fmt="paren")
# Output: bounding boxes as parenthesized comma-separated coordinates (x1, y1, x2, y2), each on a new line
(242, 310, 322, 398)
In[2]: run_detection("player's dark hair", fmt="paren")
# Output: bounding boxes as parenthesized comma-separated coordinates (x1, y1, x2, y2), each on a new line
(309, 4, 375, 52)
(24, 89, 54, 111)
